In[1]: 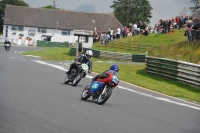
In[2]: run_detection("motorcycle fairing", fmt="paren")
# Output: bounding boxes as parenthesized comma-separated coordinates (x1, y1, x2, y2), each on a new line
(112, 76, 119, 84)
(96, 72, 114, 83)
(89, 81, 105, 93)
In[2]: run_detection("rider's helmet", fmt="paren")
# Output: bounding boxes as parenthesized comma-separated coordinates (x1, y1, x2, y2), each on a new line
(110, 65, 119, 72)
(85, 50, 93, 59)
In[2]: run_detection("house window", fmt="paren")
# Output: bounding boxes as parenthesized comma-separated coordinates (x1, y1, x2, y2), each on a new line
(18, 26, 24, 31)
(62, 30, 72, 35)
(11, 26, 17, 31)
(38, 28, 46, 33)
(11, 26, 24, 31)
(80, 36, 88, 43)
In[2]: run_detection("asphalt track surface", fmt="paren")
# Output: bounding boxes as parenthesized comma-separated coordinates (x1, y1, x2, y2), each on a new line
(0, 45, 200, 133)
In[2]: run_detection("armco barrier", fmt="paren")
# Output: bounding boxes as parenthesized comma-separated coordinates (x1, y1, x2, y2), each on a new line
(99, 51, 132, 61)
(37, 40, 69, 47)
(132, 54, 146, 62)
(70, 48, 146, 62)
(146, 56, 200, 88)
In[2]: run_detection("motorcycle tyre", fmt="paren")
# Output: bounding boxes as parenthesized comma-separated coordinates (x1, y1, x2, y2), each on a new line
(81, 85, 91, 100)
(72, 72, 83, 86)
(97, 87, 112, 105)
(64, 76, 70, 84)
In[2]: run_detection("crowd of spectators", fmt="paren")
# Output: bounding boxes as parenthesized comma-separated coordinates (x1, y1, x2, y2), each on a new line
(184, 16, 200, 42)
(92, 15, 196, 44)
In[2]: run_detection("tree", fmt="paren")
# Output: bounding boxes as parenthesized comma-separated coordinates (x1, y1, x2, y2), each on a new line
(52, 0, 59, 8)
(110, 0, 153, 26)
(42, 0, 60, 10)
(190, 0, 200, 12)
(42, 5, 59, 9)
(0, 0, 29, 33)
(180, 7, 188, 16)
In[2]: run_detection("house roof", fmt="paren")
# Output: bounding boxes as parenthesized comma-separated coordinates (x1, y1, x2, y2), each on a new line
(4, 5, 123, 32)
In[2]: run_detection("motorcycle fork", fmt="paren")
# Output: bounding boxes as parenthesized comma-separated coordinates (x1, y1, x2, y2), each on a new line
(103, 85, 108, 93)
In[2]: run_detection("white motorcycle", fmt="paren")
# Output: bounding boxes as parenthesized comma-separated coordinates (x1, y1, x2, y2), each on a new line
(64, 63, 88, 86)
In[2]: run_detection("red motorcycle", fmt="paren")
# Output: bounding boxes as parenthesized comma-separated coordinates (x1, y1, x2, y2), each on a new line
(81, 71, 119, 105)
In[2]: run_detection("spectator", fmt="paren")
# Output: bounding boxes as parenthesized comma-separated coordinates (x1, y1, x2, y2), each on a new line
(168, 19, 172, 33)
(157, 26, 164, 34)
(116, 27, 121, 39)
(142, 29, 149, 36)
(184, 20, 193, 42)
(132, 23, 137, 35)
(110, 28, 114, 40)
(137, 21, 141, 34)
(176, 16, 179, 29)
(152, 24, 158, 33)
(100, 32, 105, 44)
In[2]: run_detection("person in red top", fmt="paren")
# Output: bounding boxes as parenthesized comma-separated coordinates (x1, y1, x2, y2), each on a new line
(175, 16, 180, 29)
(172, 17, 175, 23)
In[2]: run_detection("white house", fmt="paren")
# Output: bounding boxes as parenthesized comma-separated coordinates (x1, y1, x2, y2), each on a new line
(3, 5, 123, 48)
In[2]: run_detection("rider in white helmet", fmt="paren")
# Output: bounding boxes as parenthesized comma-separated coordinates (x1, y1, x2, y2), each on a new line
(66, 50, 93, 76)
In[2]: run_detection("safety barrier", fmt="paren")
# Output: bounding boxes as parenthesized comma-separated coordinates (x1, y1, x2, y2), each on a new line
(99, 51, 132, 61)
(70, 48, 146, 62)
(37, 40, 69, 47)
(146, 56, 200, 88)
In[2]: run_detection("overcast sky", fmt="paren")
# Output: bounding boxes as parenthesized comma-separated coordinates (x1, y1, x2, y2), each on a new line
(23, 0, 194, 27)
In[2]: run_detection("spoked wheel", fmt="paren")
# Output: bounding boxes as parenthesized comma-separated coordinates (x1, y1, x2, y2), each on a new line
(64, 76, 70, 84)
(81, 85, 91, 100)
(97, 87, 112, 105)
(72, 73, 82, 86)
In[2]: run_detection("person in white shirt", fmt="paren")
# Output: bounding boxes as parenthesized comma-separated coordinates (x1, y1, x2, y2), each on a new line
(132, 23, 137, 35)
(110, 28, 114, 40)
(116, 27, 121, 38)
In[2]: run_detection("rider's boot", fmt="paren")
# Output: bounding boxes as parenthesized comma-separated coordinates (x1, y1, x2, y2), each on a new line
(66, 66, 73, 74)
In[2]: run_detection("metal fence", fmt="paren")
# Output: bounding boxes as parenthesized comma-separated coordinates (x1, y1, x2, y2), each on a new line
(146, 56, 200, 88)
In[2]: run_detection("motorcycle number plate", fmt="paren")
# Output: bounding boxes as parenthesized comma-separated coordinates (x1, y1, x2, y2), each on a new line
(90, 81, 104, 93)
(82, 63, 88, 70)
(91, 82, 99, 89)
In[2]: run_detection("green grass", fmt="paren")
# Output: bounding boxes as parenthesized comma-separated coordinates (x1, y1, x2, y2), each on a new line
(22, 47, 200, 104)
(92, 29, 188, 54)
(148, 41, 200, 64)
(23, 48, 74, 61)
